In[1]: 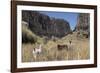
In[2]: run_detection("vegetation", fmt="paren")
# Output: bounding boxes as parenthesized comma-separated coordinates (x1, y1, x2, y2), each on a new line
(22, 31, 90, 62)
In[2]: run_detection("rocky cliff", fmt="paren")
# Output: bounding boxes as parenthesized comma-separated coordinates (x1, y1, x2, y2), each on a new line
(74, 13, 90, 32)
(22, 10, 71, 38)
(74, 13, 90, 38)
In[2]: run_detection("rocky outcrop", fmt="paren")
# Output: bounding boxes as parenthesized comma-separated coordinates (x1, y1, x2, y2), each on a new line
(74, 13, 90, 32)
(74, 13, 90, 38)
(22, 10, 71, 38)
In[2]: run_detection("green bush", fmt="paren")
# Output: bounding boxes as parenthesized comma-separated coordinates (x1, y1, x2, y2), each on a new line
(22, 24, 37, 43)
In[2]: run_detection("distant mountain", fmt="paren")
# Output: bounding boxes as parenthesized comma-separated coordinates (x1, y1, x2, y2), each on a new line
(22, 10, 71, 38)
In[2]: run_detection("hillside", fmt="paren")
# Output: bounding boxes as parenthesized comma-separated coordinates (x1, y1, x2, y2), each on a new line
(22, 32, 90, 62)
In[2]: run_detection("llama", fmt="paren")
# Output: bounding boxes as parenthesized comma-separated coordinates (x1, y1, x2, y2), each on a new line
(67, 40, 75, 51)
(57, 40, 73, 51)
(32, 44, 42, 60)
(57, 44, 68, 51)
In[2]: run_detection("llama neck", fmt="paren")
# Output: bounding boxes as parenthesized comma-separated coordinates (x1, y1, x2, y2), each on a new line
(39, 44, 42, 49)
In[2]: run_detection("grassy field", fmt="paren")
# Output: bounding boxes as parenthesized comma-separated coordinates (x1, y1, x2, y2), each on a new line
(22, 32, 90, 62)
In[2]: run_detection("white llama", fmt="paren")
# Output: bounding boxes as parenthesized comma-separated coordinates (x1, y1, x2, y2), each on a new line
(32, 44, 42, 60)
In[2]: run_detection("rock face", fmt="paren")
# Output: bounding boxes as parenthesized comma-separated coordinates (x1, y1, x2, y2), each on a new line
(75, 13, 90, 32)
(22, 10, 71, 38)
(74, 13, 90, 38)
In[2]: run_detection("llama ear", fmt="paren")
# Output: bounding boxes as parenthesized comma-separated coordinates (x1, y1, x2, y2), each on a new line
(33, 48, 35, 51)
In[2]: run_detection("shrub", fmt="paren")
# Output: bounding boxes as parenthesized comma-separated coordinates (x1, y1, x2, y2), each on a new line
(22, 23, 37, 43)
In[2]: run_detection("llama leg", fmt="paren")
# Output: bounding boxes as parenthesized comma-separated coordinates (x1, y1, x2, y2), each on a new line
(33, 54, 37, 61)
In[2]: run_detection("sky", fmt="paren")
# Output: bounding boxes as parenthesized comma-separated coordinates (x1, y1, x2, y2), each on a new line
(39, 11, 79, 30)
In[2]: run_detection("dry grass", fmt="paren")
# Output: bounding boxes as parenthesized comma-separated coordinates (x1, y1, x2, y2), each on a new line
(22, 32, 90, 62)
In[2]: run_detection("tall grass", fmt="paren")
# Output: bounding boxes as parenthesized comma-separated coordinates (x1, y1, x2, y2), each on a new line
(22, 32, 90, 62)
